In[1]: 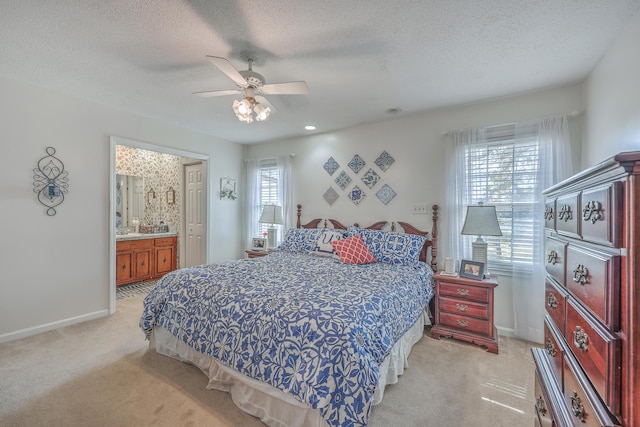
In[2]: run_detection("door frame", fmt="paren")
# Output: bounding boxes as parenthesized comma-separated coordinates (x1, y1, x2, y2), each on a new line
(109, 136, 210, 314)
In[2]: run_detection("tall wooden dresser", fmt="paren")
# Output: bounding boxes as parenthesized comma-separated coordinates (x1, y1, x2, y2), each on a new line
(532, 152, 640, 426)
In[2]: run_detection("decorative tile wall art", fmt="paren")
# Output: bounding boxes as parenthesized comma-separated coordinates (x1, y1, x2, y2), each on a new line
(323, 187, 339, 205)
(349, 185, 366, 205)
(376, 184, 397, 205)
(335, 170, 352, 190)
(348, 154, 366, 174)
(323, 157, 340, 176)
(361, 168, 380, 189)
(374, 151, 395, 172)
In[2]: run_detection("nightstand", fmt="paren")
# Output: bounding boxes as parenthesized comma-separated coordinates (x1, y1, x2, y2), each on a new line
(430, 271, 499, 353)
(245, 249, 274, 258)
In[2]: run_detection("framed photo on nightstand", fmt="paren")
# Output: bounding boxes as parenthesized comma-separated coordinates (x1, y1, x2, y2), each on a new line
(251, 237, 267, 250)
(459, 259, 485, 280)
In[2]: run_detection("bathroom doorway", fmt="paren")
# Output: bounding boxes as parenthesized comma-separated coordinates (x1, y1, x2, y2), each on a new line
(109, 136, 209, 314)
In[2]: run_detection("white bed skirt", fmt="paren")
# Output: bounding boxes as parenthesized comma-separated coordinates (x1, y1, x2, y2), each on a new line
(151, 311, 430, 427)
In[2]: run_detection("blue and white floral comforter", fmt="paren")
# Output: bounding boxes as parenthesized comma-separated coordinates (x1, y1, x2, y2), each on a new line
(140, 250, 434, 427)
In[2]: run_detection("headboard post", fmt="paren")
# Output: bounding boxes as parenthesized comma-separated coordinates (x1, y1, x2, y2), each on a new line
(296, 204, 302, 228)
(431, 205, 439, 271)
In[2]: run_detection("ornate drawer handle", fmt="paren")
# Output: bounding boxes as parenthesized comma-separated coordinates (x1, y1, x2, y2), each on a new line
(141, 260, 145, 267)
(121, 263, 127, 271)
(456, 288, 469, 296)
(545, 338, 557, 357)
(583, 200, 603, 224)
(572, 265, 589, 285)
(547, 250, 559, 265)
(558, 204, 572, 222)
(544, 206, 554, 221)
(456, 320, 469, 328)
(573, 326, 589, 352)
(455, 304, 469, 312)
(547, 293, 558, 310)
(570, 390, 586, 422)
(535, 396, 547, 416)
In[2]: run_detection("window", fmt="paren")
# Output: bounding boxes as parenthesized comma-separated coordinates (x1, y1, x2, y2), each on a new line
(256, 158, 280, 236)
(464, 124, 541, 270)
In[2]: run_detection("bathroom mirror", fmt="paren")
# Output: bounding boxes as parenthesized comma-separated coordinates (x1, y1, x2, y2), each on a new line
(115, 174, 145, 227)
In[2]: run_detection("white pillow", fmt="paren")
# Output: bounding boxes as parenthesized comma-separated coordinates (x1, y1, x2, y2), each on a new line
(311, 229, 345, 257)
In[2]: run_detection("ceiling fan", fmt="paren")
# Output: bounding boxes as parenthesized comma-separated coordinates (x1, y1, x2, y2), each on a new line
(194, 54, 308, 123)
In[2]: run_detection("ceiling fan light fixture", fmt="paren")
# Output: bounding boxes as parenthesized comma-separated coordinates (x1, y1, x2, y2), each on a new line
(254, 103, 271, 121)
(233, 98, 252, 116)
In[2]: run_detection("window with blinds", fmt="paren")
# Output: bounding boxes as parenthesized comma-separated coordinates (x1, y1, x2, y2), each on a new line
(465, 125, 541, 268)
(257, 158, 280, 236)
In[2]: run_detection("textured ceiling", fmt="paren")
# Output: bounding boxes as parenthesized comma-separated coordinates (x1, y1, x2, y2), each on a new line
(1, 1, 639, 144)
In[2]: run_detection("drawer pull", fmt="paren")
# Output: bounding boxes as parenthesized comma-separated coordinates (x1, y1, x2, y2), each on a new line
(455, 304, 469, 312)
(558, 204, 573, 222)
(545, 338, 557, 357)
(547, 293, 558, 310)
(570, 390, 586, 422)
(547, 250, 559, 265)
(121, 263, 127, 271)
(572, 265, 589, 285)
(573, 326, 589, 352)
(456, 320, 469, 328)
(456, 288, 469, 296)
(535, 396, 547, 416)
(544, 206, 554, 221)
(582, 200, 603, 224)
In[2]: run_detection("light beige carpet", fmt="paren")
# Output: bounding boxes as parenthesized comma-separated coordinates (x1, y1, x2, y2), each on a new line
(0, 294, 539, 426)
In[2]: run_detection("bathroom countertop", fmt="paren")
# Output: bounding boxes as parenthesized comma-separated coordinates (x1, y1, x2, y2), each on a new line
(116, 232, 177, 241)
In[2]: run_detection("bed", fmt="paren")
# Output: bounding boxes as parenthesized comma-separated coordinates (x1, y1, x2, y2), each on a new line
(140, 204, 439, 427)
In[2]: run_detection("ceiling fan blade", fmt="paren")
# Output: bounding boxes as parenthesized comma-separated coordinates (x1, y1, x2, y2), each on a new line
(255, 96, 277, 113)
(193, 89, 241, 98)
(261, 81, 308, 95)
(206, 55, 248, 87)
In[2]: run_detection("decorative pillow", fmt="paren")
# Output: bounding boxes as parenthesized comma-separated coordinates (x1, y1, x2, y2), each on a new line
(330, 235, 376, 264)
(311, 229, 345, 257)
(353, 227, 426, 266)
(280, 228, 323, 253)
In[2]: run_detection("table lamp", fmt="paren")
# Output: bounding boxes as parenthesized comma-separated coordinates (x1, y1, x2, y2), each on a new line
(460, 202, 502, 277)
(259, 204, 284, 249)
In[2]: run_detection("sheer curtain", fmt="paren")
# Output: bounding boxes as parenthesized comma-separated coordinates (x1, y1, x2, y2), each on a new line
(445, 115, 572, 343)
(245, 159, 261, 249)
(275, 155, 293, 243)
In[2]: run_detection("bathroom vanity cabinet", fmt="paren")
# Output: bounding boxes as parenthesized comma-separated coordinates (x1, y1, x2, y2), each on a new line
(116, 235, 177, 286)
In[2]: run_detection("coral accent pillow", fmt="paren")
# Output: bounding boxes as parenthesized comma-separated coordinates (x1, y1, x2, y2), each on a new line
(330, 235, 376, 264)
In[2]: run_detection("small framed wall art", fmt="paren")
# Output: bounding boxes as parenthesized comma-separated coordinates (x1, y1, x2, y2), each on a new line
(220, 176, 237, 200)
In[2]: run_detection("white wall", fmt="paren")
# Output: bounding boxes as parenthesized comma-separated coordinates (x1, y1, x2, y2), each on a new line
(583, 11, 640, 167)
(0, 75, 244, 342)
(247, 84, 584, 337)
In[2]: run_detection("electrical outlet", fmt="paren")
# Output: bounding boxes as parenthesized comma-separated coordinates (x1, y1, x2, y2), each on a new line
(413, 204, 427, 215)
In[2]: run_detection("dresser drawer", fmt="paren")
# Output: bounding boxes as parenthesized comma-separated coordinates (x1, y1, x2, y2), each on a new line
(543, 316, 564, 387)
(580, 182, 622, 247)
(545, 279, 567, 336)
(565, 299, 621, 415)
(566, 245, 620, 329)
(545, 237, 567, 287)
(438, 297, 488, 320)
(534, 372, 555, 427)
(563, 354, 619, 427)
(556, 192, 580, 238)
(544, 199, 556, 231)
(438, 281, 489, 303)
(438, 312, 490, 336)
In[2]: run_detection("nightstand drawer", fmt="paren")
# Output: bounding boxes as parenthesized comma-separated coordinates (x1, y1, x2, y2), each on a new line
(439, 281, 489, 303)
(439, 297, 488, 320)
(439, 312, 490, 336)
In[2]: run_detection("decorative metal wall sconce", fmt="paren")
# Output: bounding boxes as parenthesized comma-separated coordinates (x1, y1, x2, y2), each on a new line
(166, 186, 175, 205)
(33, 147, 69, 216)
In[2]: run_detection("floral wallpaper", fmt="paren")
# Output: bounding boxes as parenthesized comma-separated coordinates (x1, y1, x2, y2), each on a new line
(115, 145, 184, 232)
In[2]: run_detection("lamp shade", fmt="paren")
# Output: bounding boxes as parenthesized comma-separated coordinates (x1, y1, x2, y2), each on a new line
(259, 205, 284, 225)
(461, 204, 502, 236)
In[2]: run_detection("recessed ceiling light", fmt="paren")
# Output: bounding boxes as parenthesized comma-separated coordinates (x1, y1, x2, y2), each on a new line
(304, 125, 316, 130)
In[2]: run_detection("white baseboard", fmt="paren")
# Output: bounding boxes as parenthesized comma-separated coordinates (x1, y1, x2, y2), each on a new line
(496, 325, 515, 337)
(0, 310, 109, 344)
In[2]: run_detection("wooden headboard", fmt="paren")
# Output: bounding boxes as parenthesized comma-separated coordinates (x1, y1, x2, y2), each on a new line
(296, 204, 439, 271)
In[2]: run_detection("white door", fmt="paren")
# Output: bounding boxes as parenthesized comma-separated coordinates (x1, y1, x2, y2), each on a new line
(185, 163, 206, 267)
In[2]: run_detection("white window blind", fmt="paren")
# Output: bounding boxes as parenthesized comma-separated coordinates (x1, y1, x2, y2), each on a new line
(465, 124, 541, 269)
(257, 158, 279, 236)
